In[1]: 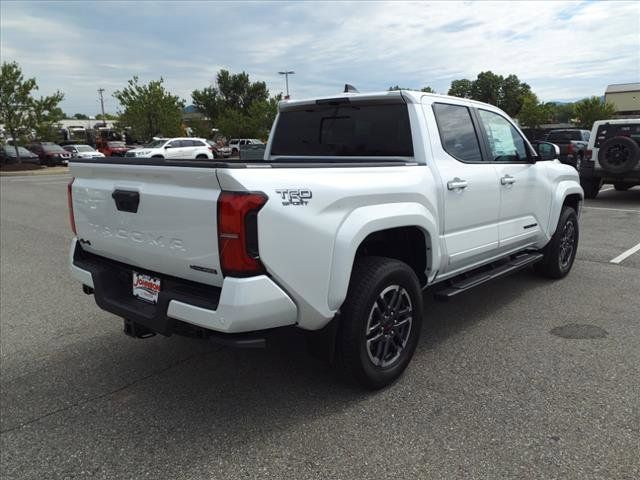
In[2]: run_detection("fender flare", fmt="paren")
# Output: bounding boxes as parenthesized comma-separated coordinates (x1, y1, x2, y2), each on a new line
(548, 182, 584, 234)
(327, 202, 440, 310)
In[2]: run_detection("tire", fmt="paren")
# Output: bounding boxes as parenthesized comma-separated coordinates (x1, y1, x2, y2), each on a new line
(597, 136, 640, 174)
(336, 256, 423, 389)
(195, 154, 208, 159)
(581, 177, 601, 199)
(535, 206, 579, 279)
(151, 155, 164, 159)
(614, 183, 630, 191)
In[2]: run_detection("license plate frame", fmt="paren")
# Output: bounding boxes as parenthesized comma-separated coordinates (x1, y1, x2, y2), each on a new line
(132, 271, 161, 304)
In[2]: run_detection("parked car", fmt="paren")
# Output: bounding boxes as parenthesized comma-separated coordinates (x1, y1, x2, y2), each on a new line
(228, 138, 263, 156)
(68, 89, 583, 389)
(125, 137, 214, 159)
(0, 145, 41, 164)
(544, 129, 590, 168)
(62, 144, 106, 159)
(26, 142, 72, 166)
(97, 140, 130, 157)
(206, 140, 230, 159)
(578, 119, 640, 198)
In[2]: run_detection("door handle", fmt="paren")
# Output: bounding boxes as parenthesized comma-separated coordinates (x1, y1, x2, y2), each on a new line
(500, 175, 516, 185)
(447, 178, 468, 190)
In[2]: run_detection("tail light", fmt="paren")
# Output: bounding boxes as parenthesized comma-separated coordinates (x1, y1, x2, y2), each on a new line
(585, 149, 592, 160)
(67, 178, 77, 235)
(567, 143, 574, 154)
(217, 191, 267, 276)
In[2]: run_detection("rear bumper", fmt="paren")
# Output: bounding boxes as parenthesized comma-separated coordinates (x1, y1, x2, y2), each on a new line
(69, 238, 297, 335)
(579, 160, 640, 183)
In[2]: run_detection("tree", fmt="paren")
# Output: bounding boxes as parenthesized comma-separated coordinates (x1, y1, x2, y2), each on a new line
(573, 97, 616, 129)
(114, 76, 184, 141)
(32, 95, 65, 141)
(73, 113, 89, 119)
(388, 85, 435, 92)
(0, 61, 65, 161)
(192, 70, 279, 139)
(448, 79, 473, 98)
(448, 72, 532, 117)
(95, 113, 119, 120)
(517, 93, 552, 128)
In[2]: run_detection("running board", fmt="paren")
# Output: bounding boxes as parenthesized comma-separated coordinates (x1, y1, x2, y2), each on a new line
(434, 252, 544, 300)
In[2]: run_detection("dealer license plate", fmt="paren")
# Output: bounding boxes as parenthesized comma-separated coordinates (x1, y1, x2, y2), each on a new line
(132, 271, 161, 304)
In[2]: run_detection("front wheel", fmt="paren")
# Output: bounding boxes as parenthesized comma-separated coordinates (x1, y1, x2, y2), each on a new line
(535, 206, 579, 279)
(337, 256, 423, 389)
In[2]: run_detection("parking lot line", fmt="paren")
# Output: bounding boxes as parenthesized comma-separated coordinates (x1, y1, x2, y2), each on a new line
(610, 241, 640, 264)
(583, 206, 640, 214)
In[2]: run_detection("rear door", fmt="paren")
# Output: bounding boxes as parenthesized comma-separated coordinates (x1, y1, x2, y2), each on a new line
(429, 102, 501, 273)
(70, 162, 224, 286)
(476, 108, 551, 250)
(164, 139, 184, 159)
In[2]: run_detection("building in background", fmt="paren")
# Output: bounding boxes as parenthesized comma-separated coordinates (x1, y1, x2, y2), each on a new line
(605, 83, 640, 118)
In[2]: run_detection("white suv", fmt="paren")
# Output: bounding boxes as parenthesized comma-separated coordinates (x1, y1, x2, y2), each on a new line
(578, 119, 640, 198)
(228, 138, 263, 156)
(126, 137, 213, 159)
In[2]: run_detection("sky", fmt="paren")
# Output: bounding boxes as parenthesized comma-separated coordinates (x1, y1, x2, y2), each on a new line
(1, 0, 638, 116)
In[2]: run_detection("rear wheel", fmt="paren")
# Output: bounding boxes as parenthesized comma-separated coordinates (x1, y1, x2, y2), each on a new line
(614, 183, 630, 191)
(151, 155, 164, 159)
(581, 177, 601, 199)
(337, 256, 423, 389)
(535, 206, 579, 279)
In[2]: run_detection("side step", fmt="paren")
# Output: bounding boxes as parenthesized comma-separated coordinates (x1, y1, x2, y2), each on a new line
(434, 252, 543, 301)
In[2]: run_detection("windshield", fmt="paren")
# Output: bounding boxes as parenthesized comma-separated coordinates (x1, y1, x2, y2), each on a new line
(270, 102, 413, 158)
(144, 140, 167, 148)
(76, 145, 94, 152)
(42, 144, 66, 153)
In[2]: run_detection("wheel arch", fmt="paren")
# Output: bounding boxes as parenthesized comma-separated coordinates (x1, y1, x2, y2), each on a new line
(548, 182, 584, 235)
(327, 203, 440, 311)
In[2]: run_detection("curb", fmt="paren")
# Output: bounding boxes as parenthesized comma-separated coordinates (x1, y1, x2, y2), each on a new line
(0, 166, 69, 177)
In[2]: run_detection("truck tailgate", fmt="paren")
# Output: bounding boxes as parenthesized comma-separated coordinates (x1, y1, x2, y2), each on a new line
(70, 162, 223, 287)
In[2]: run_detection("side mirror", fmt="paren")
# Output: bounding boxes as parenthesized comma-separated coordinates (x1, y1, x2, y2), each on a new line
(534, 141, 559, 161)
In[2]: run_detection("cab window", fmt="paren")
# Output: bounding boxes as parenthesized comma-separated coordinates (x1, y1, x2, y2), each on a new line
(477, 109, 528, 162)
(432, 103, 483, 163)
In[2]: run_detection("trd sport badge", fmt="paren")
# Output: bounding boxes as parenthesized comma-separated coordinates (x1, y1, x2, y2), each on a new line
(275, 189, 312, 206)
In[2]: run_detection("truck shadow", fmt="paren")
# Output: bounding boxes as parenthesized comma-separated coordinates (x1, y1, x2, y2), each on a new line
(2, 268, 553, 477)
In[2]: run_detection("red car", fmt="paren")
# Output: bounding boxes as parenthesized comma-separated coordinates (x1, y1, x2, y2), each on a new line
(26, 142, 72, 166)
(98, 141, 131, 157)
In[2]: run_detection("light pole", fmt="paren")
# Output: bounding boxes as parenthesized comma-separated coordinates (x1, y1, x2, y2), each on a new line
(278, 70, 295, 99)
(97, 88, 106, 126)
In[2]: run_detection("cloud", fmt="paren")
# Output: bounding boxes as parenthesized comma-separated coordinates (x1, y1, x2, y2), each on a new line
(1, 0, 638, 114)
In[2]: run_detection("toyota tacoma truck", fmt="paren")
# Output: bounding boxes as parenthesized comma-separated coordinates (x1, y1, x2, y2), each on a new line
(68, 89, 583, 389)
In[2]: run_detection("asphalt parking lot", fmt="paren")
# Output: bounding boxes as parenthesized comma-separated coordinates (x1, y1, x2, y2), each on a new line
(1, 174, 639, 479)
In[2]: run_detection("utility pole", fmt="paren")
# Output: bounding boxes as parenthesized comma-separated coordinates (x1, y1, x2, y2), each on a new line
(97, 88, 106, 126)
(278, 71, 295, 99)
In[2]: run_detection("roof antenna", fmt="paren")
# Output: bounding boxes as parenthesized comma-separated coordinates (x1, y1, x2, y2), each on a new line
(344, 84, 359, 93)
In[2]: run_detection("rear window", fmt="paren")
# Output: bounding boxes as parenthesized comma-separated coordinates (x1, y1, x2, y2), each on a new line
(594, 123, 640, 148)
(547, 131, 582, 142)
(271, 103, 413, 157)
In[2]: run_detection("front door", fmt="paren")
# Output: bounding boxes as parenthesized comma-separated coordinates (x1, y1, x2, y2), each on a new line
(476, 108, 552, 250)
(429, 102, 501, 273)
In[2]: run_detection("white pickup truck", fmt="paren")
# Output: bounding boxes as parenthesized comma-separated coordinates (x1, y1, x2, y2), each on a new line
(68, 90, 583, 388)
